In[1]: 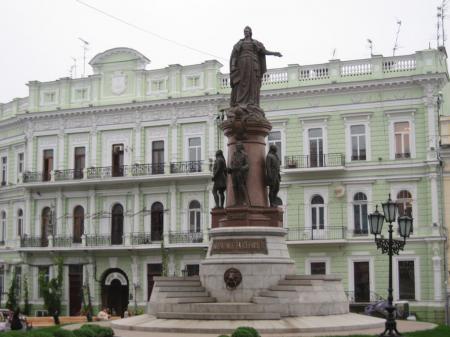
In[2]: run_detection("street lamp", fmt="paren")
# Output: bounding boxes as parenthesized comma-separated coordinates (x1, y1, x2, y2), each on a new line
(368, 194, 413, 337)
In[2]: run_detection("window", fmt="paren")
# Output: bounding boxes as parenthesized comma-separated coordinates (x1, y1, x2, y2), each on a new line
(188, 137, 201, 172)
(394, 122, 411, 158)
(398, 260, 415, 300)
(308, 128, 323, 167)
(151, 202, 164, 241)
(151, 79, 166, 92)
(0, 266, 4, 298)
(111, 204, 124, 245)
(74, 147, 85, 179)
(0, 211, 5, 243)
(17, 209, 23, 237)
(1, 156, 7, 186)
(310, 262, 326, 275)
(186, 75, 201, 89)
(152, 141, 164, 174)
(350, 125, 366, 161)
(43, 92, 56, 104)
(397, 190, 413, 232)
(38, 266, 50, 298)
(73, 206, 84, 244)
(311, 195, 324, 230)
(353, 192, 368, 235)
(185, 264, 200, 276)
(189, 200, 201, 233)
(74, 88, 88, 101)
(17, 153, 24, 182)
(112, 144, 124, 177)
(268, 131, 282, 160)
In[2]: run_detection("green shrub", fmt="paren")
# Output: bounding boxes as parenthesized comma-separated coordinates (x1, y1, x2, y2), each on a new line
(72, 329, 94, 337)
(27, 331, 54, 337)
(80, 325, 113, 337)
(53, 329, 76, 337)
(218, 335, 230, 337)
(2, 331, 28, 337)
(231, 327, 260, 337)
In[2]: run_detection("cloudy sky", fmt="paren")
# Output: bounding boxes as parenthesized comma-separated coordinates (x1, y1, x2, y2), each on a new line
(0, 0, 445, 103)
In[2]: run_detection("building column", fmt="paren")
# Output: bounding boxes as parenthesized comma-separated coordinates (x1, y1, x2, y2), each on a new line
(171, 119, 178, 162)
(56, 190, 63, 235)
(88, 189, 96, 235)
(167, 183, 177, 245)
(432, 255, 442, 301)
(208, 113, 216, 160)
(57, 130, 65, 170)
(423, 85, 438, 160)
(90, 127, 97, 167)
(430, 173, 439, 227)
(135, 113, 142, 164)
(25, 190, 32, 235)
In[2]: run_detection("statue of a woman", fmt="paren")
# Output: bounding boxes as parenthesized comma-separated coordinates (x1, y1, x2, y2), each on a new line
(230, 26, 282, 108)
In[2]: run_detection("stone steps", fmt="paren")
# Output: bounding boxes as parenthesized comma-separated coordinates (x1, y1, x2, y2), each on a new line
(155, 281, 202, 287)
(165, 297, 217, 304)
(154, 276, 200, 281)
(285, 274, 342, 281)
(278, 279, 314, 286)
(269, 285, 298, 291)
(165, 291, 210, 298)
(156, 311, 281, 320)
(159, 286, 206, 292)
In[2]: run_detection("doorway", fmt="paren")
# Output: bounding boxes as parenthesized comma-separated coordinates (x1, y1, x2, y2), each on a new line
(101, 269, 129, 317)
(112, 144, 124, 177)
(147, 264, 162, 301)
(69, 265, 83, 316)
(111, 204, 124, 245)
(74, 147, 85, 179)
(43, 149, 54, 181)
(354, 261, 370, 302)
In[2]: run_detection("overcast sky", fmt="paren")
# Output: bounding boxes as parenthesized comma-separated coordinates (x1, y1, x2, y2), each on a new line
(0, 0, 445, 103)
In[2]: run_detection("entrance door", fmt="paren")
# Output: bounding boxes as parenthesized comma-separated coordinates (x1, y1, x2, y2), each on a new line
(147, 264, 162, 301)
(152, 141, 164, 174)
(112, 144, 124, 177)
(43, 149, 54, 181)
(101, 269, 129, 317)
(69, 265, 83, 316)
(354, 261, 370, 302)
(74, 147, 85, 179)
(150, 202, 163, 241)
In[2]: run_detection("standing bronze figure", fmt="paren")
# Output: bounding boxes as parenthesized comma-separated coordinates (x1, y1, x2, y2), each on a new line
(230, 26, 282, 109)
(212, 150, 227, 208)
(228, 142, 249, 206)
(266, 145, 281, 207)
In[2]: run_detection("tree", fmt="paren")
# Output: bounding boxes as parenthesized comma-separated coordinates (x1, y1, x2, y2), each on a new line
(39, 257, 63, 325)
(5, 267, 19, 311)
(22, 276, 31, 315)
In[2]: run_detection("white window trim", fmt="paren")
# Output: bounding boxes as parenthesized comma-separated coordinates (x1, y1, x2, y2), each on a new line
(69, 144, 89, 171)
(16, 151, 25, 184)
(387, 111, 416, 160)
(347, 255, 375, 299)
(346, 185, 372, 235)
(101, 130, 132, 167)
(305, 257, 331, 275)
(182, 192, 203, 232)
(183, 134, 204, 162)
(390, 183, 418, 234)
(39, 147, 57, 174)
(302, 119, 328, 158)
(266, 124, 286, 166)
(344, 115, 372, 162)
(304, 187, 329, 229)
(40, 90, 59, 106)
(0, 209, 7, 242)
(182, 73, 204, 91)
(393, 255, 421, 301)
(71, 87, 90, 102)
(188, 201, 202, 233)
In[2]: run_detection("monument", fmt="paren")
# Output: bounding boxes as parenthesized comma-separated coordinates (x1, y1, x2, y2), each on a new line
(113, 27, 384, 334)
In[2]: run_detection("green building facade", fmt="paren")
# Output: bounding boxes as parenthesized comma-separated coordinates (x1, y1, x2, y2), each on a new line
(0, 47, 448, 322)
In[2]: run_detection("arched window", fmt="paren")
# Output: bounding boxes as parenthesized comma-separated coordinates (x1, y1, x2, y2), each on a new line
(41, 207, 52, 247)
(397, 190, 412, 217)
(111, 204, 124, 245)
(17, 209, 23, 237)
(73, 206, 84, 244)
(311, 195, 324, 230)
(0, 211, 6, 243)
(189, 200, 201, 233)
(151, 202, 164, 241)
(353, 192, 368, 235)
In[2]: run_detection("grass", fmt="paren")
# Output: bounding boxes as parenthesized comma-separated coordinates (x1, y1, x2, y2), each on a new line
(322, 325, 450, 337)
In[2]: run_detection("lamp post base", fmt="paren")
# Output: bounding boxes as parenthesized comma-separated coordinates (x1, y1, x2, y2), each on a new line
(379, 318, 402, 336)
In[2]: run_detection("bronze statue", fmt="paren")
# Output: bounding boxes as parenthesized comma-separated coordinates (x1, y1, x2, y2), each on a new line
(228, 142, 249, 206)
(266, 144, 281, 207)
(230, 26, 282, 109)
(212, 150, 227, 208)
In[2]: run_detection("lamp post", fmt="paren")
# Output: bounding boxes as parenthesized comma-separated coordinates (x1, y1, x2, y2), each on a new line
(368, 194, 413, 337)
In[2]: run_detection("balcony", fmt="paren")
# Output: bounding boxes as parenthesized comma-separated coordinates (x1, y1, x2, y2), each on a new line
(169, 231, 203, 244)
(22, 161, 208, 185)
(286, 226, 346, 241)
(284, 153, 345, 170)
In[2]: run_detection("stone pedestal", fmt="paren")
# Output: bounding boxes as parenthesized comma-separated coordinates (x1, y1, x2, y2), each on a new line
(200, 227, 295, 302)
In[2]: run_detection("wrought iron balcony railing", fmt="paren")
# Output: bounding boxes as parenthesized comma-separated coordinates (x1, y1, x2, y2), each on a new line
(130, 232, 154, 245)
(23, 171, 43, 183)
(284, 154, 345, 169)
(126, 163, 165, 176)
(20, 236, 47, 247)
(54, 169, 83, 181)
(287, 226, 346, 241)
(85, 235, 112, 246)
(170, 161, 203, 173)
(86, 166, 112, 179)
(169, 231, 203, 244)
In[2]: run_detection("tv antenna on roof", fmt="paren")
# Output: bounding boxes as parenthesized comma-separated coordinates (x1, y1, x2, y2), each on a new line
(78, 37, 90, 77)
(437, 0, 447, 47)
(392, 20, 402, 56)
(70, 57, 77, 78)
(367, 39, 373, 56)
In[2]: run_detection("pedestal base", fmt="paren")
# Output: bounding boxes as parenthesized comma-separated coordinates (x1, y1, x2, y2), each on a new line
(211, 207, 283, 228)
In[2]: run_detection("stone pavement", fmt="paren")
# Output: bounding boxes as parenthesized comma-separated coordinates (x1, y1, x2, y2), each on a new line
(65, 317, 436, 337)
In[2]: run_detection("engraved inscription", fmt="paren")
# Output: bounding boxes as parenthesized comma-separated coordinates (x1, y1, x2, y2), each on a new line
(211, 238, 267, 255)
